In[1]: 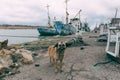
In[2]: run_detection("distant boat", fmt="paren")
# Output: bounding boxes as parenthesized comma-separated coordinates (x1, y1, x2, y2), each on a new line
(37, 21, 76, 36)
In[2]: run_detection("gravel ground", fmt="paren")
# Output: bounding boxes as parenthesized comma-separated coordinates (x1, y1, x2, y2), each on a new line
(3, 32, 120, 80)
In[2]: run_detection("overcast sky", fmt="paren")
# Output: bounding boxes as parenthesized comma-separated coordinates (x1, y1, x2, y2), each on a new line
(0, 0, 120, 29)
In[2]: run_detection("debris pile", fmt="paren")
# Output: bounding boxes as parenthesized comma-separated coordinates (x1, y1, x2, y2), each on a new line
(66, 36, 88, 47)
(0, 39, 34, 79)
(97, 34, 108, 42)
(0, 49, 19, 79)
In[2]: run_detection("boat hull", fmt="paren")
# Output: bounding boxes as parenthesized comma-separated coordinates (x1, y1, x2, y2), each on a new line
(37, 28, 59, 36)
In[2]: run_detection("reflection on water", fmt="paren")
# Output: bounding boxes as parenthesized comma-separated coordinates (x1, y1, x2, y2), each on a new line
(0, 29, 39, 45)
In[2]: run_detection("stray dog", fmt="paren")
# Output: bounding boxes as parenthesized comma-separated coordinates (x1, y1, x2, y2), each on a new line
(46, 41, 67, 72)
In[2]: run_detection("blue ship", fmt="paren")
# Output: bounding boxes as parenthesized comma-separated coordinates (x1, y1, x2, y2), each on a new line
(37, 21, 76, 36)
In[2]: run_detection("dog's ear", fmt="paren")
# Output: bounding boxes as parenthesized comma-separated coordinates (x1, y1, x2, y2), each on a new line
(54, 43, 58, 48)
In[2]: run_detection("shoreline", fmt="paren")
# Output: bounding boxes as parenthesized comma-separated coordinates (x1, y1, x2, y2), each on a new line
(11, 35, 79, 51)
(0, 25, 46, 29)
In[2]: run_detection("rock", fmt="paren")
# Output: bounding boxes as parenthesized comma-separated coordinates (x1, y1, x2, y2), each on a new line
(0, 49, 13, 71)
(35, 64, 40, 67)
(80, 47, 84, 50)
(97, 34, 107, 42)
(0, 39, 8, 50)
(15, 49, 34, 64)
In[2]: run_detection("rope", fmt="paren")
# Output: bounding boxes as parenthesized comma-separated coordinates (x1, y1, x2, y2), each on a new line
(94, 60, 112, 66)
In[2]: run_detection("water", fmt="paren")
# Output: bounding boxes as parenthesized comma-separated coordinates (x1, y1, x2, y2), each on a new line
(0, 29, 39, 45)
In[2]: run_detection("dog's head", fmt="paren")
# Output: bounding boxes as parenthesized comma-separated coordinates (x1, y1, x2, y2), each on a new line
(54, 41, 66, 51)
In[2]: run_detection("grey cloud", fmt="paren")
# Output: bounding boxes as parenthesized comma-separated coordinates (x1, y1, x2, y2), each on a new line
(0, 0, 119, 28)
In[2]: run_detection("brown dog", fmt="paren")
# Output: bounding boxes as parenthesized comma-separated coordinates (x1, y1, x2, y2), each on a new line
(46, 41, 67, 72)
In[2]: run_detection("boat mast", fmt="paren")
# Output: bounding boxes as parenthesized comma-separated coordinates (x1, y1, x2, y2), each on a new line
(78, 10, 82, 28)
(114, 8, 118, 18)
(73, 9, 82, 29)
(74, 10, 82, 19)
(46, 4, 51, 27)
(65, 0, 69, 24)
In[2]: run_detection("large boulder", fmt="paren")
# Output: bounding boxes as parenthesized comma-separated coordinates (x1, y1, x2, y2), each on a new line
(0, 49, 13, 71)
(14, 49, 34, 64)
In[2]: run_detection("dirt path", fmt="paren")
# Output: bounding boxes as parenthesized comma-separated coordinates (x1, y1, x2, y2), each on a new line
(4, 32, 120, 80)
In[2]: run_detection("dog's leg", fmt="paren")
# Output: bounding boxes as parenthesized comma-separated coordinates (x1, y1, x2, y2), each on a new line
(54, 59, 58, 73)
(60, 60, 63, 72)
(50, 57, 52, 64)
(60, 55, 64, 72)
(49, 57, 53, 67)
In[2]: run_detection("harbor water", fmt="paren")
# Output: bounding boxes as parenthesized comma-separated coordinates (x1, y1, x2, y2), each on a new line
(0, 29, 40, 45)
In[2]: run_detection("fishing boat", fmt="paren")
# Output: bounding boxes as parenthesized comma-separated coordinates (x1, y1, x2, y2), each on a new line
(37, 21, 63, 36)
(37, 1, 76, 36)
(37, 21, 76, 36)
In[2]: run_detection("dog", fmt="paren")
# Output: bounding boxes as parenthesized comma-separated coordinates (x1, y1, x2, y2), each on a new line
(46, 41, 67, 73)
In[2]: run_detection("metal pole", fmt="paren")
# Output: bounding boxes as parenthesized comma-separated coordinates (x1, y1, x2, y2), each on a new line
(115, 8, 118, 18)
(47, 4, 51, 27)
(65, 0, 69, 24)
(78, 10, 82, 28)
(74, 9, 82, 19)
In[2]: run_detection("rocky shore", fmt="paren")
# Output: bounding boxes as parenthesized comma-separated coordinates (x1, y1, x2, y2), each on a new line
(1, 32, 120, 80)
